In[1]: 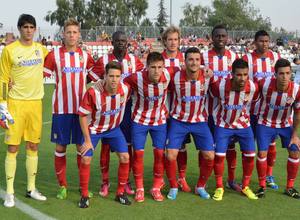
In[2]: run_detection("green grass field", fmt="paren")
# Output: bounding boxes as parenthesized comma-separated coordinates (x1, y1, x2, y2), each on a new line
(0, 84, 299, 220)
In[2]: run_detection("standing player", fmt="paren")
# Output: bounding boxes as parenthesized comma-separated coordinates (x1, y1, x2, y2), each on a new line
(201, 24, 240, 192)
(126, 52, 169, 202)
(0, 14, 48, 207)
(78, 61, 131, 207)
(161, 26, 191, 192)
(255, 59, 300, 199)
(91, 31, 144, 197)
(211, 59, 259, 201)
(43, 18, 95, 199)
(165, 47, 215, 200)
(243, 30, 281, 189)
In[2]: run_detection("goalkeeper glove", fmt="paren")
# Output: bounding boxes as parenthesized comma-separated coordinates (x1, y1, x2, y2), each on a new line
(0, 103, 14, 129)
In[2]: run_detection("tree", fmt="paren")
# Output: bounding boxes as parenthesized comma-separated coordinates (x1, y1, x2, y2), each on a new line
(45, 0, 149, 28)
(140, 18, 153, 27)
(45, 0, 88, 28)
(207, 0, 271, 31)
(155, 0, 168, 27)
(179, 3, 211, 27)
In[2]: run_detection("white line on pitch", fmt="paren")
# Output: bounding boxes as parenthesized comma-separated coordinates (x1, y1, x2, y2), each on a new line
(0, 189, 57, 220)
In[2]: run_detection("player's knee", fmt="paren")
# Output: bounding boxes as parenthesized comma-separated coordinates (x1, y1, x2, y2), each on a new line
(56, 144, 67, 153)
(81, 156, 91, 165)
(201, 151, 214, 160)
(258, 151, 267, 158)
(288, 150, 299, 159)
(119, 153, 129, 163)
(167, 150, 178, 161)
(26, 142, 38, 151)
(8, 145, 19, 153)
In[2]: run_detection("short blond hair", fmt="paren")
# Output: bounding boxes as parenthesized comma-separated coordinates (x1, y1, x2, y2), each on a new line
(161, 26, 181, 47)
(63, 18, 80, 31)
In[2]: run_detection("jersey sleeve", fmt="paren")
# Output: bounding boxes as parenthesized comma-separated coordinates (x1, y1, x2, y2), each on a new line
(123, 73, 137, 90)
(90, 57, 105, 80)
(41, 45, 49, 59)
(43, 50, 55, 78)
(0, 47, 12, 102)
(78, 88, 96, 116)
(86, 53, 96, 82)
(293, 89, 300, 112)
(252, 82, 260, 103)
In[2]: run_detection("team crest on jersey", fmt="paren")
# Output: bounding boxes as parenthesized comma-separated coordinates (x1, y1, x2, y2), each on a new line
(120, 95, 125, 103)
(227, 59, 232, 67)
(35, 50, 40, 57)
(286, 97, 294, 104)
(244, 93, 250, 102)
(270, 59, 275, 67)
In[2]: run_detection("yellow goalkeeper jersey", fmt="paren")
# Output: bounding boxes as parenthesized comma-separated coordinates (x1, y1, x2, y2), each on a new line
(0, 40, 48, 102)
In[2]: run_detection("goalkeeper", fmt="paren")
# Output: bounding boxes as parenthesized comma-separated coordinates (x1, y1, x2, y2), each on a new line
(0, 14, 48, 208)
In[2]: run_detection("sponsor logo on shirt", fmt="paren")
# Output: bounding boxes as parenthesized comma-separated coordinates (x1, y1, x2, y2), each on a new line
(62, 67, 83, 73)
(18, 58, 43, 67)
(213, 70, 231, 77)
(268, 103, 288, 110)
(145, 94, 164, 101)
(224, 104, 247, 110)
(254, 71, 273, 78)
(181, 95, 204, 102)
(102, 106, 124, 116)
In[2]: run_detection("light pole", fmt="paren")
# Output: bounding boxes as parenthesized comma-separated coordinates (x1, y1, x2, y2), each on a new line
(170, 0, 172, 25)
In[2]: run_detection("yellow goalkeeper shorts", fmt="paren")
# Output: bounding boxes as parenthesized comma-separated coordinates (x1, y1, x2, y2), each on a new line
(5, 99, 42, 145)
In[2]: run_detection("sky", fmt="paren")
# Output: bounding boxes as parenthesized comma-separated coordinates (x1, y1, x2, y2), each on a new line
(0, 0, 299, 31)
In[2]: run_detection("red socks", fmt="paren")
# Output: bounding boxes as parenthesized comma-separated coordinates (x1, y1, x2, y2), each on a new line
(133, 150, 144, 189)
(100, 143, 110, 184)
(153, 148, 165, 188)
(166, 159, 178, 188)
(79, 162, 90, 197)
(177, 149, 187, 179)
(117, 162, 130, 195)
(287, 156, 300, 189)
(55, 152, 67, 187)
(256, 155, 267, 188)
(267, 142, 276, 176)
(214, 155, 225, 188)
(197, 153, 214, 187)
(226, 146, 237, 182)
(242, 152, 255, 188)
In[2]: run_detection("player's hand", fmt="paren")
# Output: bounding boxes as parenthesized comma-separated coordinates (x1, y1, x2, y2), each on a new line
(289, 134, 300, 151)
(201, 66, 213, 79)
(8, 79, 14, 90)
(94, 80, 105, 92)
(80, 141, 94, 156)
(0, 103, 14, 129)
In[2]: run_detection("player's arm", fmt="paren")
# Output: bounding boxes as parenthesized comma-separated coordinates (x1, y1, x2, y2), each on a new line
(78, 89, 95, 155)
(89, 57, 105, 82)
(86, 53, 96, 83)
(43, 50, 55, 78)
(0, 47, 14, 128)
(290, 90, 300, 149)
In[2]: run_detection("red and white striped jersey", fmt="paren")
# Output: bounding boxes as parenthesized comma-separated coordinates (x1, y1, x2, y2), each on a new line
(210, 77, 259, 129)
(242, 50, 280, 82)
(124, 69, 170, 126)
(169, 69, 209, 123)
(257, 78, 300, 128)
(201, 48, 239, 115)
(90, 52, 144, 80)
(161, 50, 184, 77)
(43, 46, 95, 114)
(78, 83, 130, 134)
(242, 50, 280, 114)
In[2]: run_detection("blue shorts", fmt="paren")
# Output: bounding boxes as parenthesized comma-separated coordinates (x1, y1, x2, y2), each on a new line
(208, 115, 215, 136)
(166, 118, 214, 151)
(85, 127, 128, 157)
(131, 122, 167, 150)
(250, 114, 258, 138)
(256, 124, 292, 151)
(51, 114, 83, 146)
(214, 126, 255, 155)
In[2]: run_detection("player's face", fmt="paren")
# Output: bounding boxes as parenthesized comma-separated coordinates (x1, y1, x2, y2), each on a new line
(147, 60, 164, 83)
(255, 36, 270, 53)
(233, 68, 249, 89)
(106, 68, 121, 90)
(276, 66, 292, 88)
(164, 32, 179, 52)
(185, 53, 201, 74)
(18, 23, 36, 42)
(212, 29, 228, 49)
(112, 34, 127, 52)
(63, 25, 80, 47)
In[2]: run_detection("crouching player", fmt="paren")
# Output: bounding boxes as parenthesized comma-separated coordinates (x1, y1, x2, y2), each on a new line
(77, 61, 131, 208)
(211, 59, 259, 201)
(255, 58, 300, 199)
